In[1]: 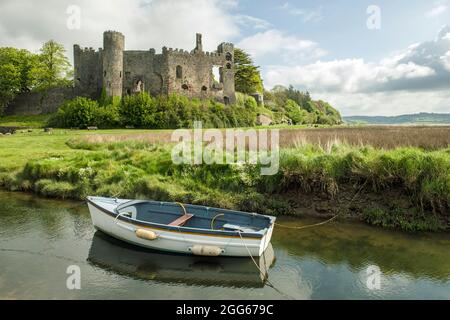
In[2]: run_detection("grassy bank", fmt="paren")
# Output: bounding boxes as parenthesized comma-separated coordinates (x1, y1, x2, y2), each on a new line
(0, 129, 448, 232)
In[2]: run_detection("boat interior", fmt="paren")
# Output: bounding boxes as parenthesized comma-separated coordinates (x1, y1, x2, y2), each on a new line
(115, 200, 273, 234)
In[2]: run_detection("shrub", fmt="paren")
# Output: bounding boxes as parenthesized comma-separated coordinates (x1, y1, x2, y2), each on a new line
(362, 207, 444, 232)
(48, 97, 120, 128)
(119, 93, 156, 128)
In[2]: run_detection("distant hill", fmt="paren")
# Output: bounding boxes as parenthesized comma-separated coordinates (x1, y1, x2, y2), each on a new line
(343, 113, 450, 125)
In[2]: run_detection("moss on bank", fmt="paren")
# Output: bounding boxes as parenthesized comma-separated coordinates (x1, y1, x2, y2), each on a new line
(0, 133, 448, 232)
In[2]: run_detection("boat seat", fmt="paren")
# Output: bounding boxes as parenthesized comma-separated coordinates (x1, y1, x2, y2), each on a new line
(168, 214, 194, 227)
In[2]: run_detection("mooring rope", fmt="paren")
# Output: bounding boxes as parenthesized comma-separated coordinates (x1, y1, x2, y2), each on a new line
(176, 202, 187, 216)
(274, 180, 368, 230)
(237, 231, 295, 300)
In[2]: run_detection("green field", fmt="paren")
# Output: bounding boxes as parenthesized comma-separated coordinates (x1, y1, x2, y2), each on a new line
(0, 114, 51, 128)
(0, 128, 449, 232)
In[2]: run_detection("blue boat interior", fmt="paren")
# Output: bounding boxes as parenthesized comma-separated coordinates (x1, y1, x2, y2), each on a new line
(116, 200, 273, 233)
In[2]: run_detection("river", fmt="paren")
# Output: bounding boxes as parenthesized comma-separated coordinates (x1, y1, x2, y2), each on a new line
(0, 190, 449, 299)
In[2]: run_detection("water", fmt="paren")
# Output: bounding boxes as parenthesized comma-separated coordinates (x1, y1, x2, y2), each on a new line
(0, 190, 449, 300)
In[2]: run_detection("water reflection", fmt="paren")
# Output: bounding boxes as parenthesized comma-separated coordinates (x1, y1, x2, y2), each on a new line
(88, 231, 276, 288)
(272, 218, 450, 282)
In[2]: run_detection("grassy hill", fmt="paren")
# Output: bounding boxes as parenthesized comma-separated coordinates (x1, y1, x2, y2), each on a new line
(344, 113, 450, 125)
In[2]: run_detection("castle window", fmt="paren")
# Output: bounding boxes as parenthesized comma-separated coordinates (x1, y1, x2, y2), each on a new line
(201, 86, 207, 91)
(226, 63, 231, 70)
(182, 84, 189, 90)
(176, 65, 183, 79)
(225, 52, 232, 61)
(223, 96, 230, 105)
(134, 80, 143, 93)
(120, 71, 122, 78)
(212, 66, 221, 83)
(104, 71, 106, 77)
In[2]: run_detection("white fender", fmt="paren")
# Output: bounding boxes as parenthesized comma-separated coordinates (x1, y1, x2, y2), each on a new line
(135, 228, 158, 240)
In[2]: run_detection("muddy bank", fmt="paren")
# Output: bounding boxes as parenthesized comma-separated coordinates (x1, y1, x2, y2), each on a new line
(274, 186, 449, 232)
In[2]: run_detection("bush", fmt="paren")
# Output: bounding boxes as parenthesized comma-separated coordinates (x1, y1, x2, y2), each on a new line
(48, 97, 120, 128)
(119, 93, 156, 128)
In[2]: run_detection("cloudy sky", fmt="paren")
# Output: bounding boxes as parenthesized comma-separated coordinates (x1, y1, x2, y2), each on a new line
(0, 0, 449, 116)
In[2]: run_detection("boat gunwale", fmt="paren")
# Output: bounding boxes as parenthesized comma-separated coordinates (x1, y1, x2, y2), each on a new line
(87, 197, 272, 239)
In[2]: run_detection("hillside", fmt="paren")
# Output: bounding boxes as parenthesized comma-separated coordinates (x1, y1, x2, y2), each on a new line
(344, 113, 450, 125)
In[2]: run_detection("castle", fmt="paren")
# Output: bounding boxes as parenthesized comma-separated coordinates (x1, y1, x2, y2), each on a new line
(74, 31, 236, 104)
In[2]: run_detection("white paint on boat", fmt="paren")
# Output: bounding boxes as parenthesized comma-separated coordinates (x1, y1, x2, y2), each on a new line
(86, 197, 275, 257)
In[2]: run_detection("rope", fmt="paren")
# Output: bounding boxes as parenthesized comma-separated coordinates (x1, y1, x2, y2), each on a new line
(210, 213, 225, 230)
(274, 214, 339, 230)
(176, 202, 187, 215)
(237, 231, 294, 300)
(274, 180, 368, 230)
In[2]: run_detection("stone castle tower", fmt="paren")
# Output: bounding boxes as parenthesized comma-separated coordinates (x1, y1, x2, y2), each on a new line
(74, 31, 236, 104)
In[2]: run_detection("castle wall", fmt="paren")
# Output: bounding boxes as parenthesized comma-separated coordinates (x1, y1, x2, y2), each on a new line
(165, 49, 214, 100)
(163, 47, 235, 104)
(74, 45, 101, 97)
(123, 51, 166, 97)
(4, 87, 77, 115)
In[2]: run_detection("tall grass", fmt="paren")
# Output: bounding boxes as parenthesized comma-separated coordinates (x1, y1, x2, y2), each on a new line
(72, 125, 450, 151)
(2, 137, 448, 231)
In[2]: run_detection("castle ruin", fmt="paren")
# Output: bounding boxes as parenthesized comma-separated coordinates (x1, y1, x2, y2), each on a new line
(74, 31, 236, 104)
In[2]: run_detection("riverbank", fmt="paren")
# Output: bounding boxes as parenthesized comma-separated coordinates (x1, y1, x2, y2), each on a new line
(0, 128, 449, 232)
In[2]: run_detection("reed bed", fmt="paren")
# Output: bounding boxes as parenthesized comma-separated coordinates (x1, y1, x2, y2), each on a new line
(78, 126, 450, 150)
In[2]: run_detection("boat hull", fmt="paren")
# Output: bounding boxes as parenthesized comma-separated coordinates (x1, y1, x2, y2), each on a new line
(87, 201, 274, 257)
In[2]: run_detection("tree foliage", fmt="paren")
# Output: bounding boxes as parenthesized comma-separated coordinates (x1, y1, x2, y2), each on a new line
(233, 48, 263, 94)
(264, 85, 342, 125)
(0, 48, 38, 114)
(35, 40, 72, 90)
(0, 41, 72, 115)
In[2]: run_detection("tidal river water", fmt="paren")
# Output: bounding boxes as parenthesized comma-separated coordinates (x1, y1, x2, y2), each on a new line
(0, 190, 449, 299)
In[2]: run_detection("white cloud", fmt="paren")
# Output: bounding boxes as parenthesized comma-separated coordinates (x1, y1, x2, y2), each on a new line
(234, 15, 271, 30)
(441, 51, 450, 70)
(425, 2, 448, 18)
(280, 2, 323, 23)
(314, 90, 450, 116)
(237, 29, 327, 63)
(0, 0, 239, 61)
(264, 26, 450, 116)
(265, 59, 435, 93)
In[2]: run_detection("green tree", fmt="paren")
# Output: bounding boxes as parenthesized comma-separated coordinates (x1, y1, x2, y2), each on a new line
(0, 48, 38, 114)
(234, 48, 264, 94)
(35, 40, 72, 90)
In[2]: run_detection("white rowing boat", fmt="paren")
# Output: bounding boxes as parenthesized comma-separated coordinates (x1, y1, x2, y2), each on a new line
(86, 196, 276, 257)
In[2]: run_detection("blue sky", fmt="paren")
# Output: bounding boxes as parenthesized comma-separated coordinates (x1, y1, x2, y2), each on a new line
(236, 0, 449, 61)
(0, 0, 449, 116)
